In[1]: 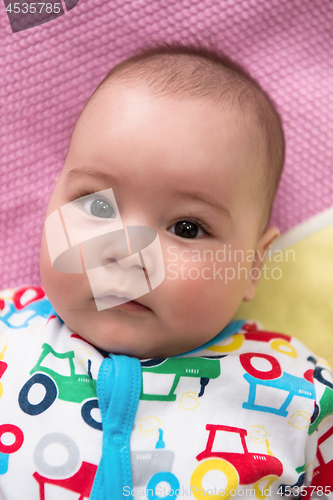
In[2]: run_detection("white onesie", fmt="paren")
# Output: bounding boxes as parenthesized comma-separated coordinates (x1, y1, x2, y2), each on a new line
(0, 285, 332, 500)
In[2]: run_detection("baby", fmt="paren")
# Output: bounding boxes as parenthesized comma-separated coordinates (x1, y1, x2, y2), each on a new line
(1, 43, 332, 500)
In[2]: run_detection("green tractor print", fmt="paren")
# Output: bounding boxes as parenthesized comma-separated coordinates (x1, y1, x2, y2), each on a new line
(140, 356, 224, 402)
(18, 343, 101, 430)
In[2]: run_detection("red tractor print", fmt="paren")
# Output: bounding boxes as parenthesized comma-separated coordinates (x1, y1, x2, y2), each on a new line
(191, 424, 283, 499)
(303, 425, 333, 499)
(32, 433, 97, 500)
(33, 461, 97, 500)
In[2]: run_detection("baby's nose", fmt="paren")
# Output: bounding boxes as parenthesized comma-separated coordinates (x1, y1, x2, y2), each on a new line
(101, 230, 132, 266)
(79, 229, 130, 270)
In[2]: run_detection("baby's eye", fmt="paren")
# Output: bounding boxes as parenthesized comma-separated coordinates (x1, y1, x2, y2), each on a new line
(81, 196, 116, 219)
(168, 220, 209, 239)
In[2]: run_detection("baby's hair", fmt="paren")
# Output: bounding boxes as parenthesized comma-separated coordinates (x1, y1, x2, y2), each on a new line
(91, 42, 285, 233)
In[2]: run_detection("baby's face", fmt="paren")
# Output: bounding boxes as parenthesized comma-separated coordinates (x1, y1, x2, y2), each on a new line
(40, 84, 277, 358)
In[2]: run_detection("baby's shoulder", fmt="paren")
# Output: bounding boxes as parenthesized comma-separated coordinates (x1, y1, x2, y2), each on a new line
(240, 321, 331, 365)
(0, 285, 103, 359)
(0, 285, 56, 333)
(221, 320, 329, 361)
(191, 319, 333, 384)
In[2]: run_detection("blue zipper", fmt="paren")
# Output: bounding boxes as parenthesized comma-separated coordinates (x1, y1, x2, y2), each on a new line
(89, 320, 244, 498)
(90, 354, 142, 500)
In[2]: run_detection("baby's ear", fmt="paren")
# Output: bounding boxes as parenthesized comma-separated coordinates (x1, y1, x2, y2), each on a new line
(243, 226, 280, 302)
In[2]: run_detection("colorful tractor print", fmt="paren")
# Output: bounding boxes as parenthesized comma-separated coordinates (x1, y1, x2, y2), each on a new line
(0, 286, 54, 329)
(131, 429, 179, 500)
(307, 355, 333, 434)
(191, 424, 283, 499)
(140, 356, 224, 402)
(33, 432, 97, 500)
(0, 424, 24, 475)
(240, 352, 316, 417)
(33, 461, 97, 500)
(303, 425, 333, 499)
(18, 343, 101, 430)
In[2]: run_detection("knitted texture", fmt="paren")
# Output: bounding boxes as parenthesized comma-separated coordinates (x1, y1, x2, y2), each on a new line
(0, 0, 332, 289)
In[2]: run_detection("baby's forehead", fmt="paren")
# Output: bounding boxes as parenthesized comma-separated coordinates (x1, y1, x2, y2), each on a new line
(76, 85, 259, 158)
(80, 81, 262, 148)
(70, 88, 265, 195)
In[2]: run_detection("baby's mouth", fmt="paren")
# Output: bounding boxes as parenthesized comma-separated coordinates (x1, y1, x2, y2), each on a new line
(97, 292, 132, 301)
(94, 292, 152, 312)
(95, 288, 134, 301)
(113, 299, 152, 312)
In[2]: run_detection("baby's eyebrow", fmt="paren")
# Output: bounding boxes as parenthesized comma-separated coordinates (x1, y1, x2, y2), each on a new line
(66, 167, 120, 184)
(66, 168, 231, 219)
(174, 190, 232, 220)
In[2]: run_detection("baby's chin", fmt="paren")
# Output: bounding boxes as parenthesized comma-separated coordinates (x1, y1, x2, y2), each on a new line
(61, 309, 202, 359)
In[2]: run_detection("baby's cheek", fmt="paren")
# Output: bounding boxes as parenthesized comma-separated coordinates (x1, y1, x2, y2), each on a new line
(165, 262, 222, 312)
(164, 259, 248, 323)
(43, 264, 90, 314)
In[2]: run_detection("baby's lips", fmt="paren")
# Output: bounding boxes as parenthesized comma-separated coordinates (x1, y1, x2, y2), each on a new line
(96, 289, 135, 302)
